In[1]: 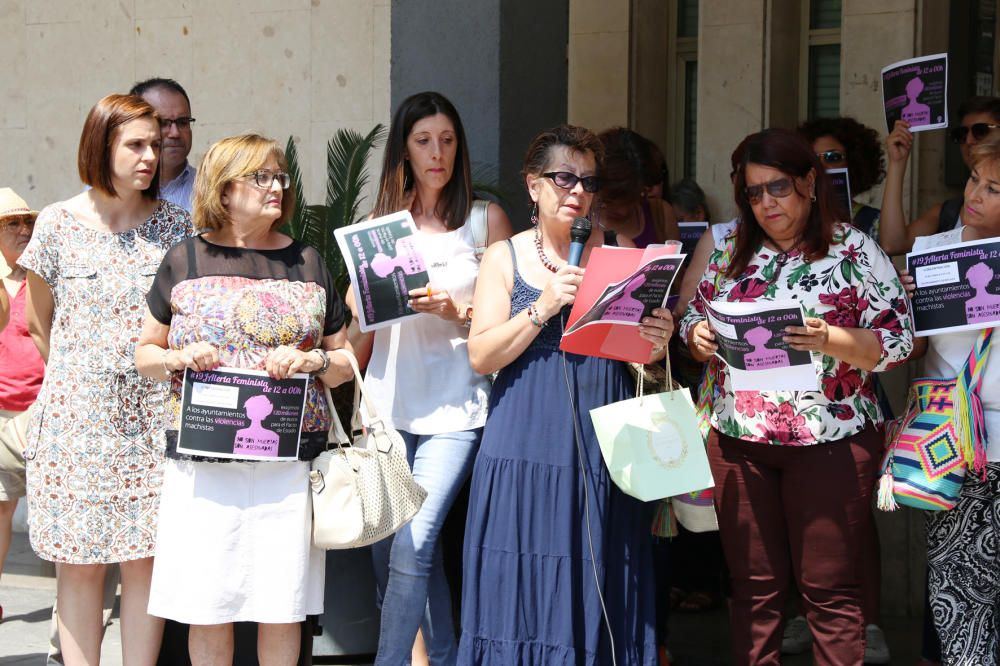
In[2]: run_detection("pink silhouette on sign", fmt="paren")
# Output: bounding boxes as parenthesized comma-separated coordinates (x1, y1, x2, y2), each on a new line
(900, 77, 931, 126)
(233, 394, 280, 457)
(744, 325, 790, 370)
(603, 274, 647, 323)
(369, 237, 426, 278)
(964, 262, 1000, 323)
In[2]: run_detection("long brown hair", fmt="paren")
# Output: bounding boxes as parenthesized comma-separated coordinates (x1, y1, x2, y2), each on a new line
(371, 92, 472, 229)
(728, 129, 839, 278)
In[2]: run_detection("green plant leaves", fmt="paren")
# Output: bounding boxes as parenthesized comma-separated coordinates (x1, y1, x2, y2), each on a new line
(282, 125, 387, 295)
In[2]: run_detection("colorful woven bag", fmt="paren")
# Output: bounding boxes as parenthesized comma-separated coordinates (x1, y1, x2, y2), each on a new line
(878, 327, 993, 511)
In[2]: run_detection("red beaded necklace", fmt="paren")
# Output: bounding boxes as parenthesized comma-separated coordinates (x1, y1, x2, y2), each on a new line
(534, 224, 562, 273)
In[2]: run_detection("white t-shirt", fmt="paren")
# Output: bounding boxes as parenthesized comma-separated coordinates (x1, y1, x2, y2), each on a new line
(363, 218, 489, 434)
(914, 226, 1000, 462)
(711, 218, 738, 246)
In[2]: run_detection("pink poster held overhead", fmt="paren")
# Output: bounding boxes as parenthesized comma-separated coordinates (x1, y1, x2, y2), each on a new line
(881, 53, 948, 133)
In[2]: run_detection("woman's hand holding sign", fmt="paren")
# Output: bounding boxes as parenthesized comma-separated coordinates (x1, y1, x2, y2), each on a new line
(783, 318, 830, 353)
(408, 284, 464, 323)
(166, 341, 221, 373)
(265, 345, 324, 380)
(639, 308, 674, 362)
(688, 319, 718, 362)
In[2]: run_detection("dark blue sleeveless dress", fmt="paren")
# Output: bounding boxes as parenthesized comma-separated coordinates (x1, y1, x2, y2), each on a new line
(458, 242, 657, 665)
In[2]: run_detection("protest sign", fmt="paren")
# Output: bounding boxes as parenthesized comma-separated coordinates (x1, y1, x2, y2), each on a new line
(907, 237, 1000, 336)
(704, 299, 818, 391)
(827, 168, 852, 220)
(177, 368, 308, 461)
(881, 53, 948, 133)
(561, 246, 684, 363)
(678, 222, 709, 261)
(334, 210, 430, 332)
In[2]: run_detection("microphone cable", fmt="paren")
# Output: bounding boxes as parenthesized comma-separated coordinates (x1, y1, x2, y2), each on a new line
(559, 309, 618, 666)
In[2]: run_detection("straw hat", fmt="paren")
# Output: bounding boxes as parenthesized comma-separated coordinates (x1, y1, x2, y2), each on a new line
(0, 188, 39, 222)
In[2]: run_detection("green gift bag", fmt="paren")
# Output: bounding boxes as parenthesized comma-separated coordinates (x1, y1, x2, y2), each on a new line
(590, 359, 714, 502)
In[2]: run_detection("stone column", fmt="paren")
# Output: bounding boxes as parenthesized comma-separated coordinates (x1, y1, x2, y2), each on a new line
(696, 0, 768, 221)
(392, 0, 569, 228)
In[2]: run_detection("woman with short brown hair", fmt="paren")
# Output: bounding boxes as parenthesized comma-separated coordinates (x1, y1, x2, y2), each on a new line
(20, 93, 192, 665)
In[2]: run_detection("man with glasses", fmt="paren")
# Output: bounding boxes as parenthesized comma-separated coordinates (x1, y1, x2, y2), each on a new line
(880, 96, 1000, 255)
(130, 77, 197, 212)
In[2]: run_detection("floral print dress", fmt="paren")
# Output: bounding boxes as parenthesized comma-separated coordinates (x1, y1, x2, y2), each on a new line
(18, 201, 192, 563)
(679, 223, 913, 446)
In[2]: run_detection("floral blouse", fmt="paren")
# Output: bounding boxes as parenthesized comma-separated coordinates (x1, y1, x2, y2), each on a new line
(679, 223, 913, 446)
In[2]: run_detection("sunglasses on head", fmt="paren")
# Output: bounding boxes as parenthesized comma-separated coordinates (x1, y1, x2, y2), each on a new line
(816, 150, 845, 164)
(744, 177, 794, 204)
(950, 123, 1000, 144)
(543, 171, 600, 193)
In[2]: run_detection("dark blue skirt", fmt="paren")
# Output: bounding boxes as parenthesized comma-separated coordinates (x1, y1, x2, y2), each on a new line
(458, 346, 658, 665)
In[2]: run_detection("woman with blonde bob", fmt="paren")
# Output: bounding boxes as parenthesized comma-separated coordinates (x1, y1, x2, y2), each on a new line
(135, 134, 355, 665)
(20, 93, 192, 666)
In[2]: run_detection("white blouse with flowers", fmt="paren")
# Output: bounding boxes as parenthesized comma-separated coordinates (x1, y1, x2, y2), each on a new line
(679, 223, 913, 446)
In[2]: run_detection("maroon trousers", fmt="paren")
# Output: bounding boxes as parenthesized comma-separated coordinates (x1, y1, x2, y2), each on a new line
(708, 427, 882, 666)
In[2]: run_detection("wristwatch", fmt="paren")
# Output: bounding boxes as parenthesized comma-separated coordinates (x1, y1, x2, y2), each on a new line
(311, 348, 330, 375)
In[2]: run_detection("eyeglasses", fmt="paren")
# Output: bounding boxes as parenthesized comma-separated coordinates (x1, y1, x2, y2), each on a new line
(744, 177, 794, 204)
(816, 150, 846, 164)
(0, 217, 33, 233)
(159, 117, 196, 131)
(543, 171, 600, 193)
(243, 170, 291, 189)
(949, 123, 1000, 144)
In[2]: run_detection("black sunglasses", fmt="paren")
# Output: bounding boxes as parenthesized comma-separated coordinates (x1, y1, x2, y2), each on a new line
(543, 171, 600, 193)
(744, 177, 794, 204)
(816, 150, 845, 164)
(950, 123, 1000, 144)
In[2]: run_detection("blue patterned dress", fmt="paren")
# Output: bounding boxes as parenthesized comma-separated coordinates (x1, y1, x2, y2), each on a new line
(458, 241, 657, 665)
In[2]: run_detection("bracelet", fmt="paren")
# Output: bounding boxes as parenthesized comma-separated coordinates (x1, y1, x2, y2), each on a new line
(527, 302, 546, 328)
(161, 349, 172, 378)
(311, 348, 330, 376)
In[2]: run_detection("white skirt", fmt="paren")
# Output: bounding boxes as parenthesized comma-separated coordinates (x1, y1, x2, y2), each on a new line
(148, 459, 325, 624)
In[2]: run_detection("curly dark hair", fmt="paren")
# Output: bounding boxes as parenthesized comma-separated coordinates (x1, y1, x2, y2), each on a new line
(797, 117, 885, 196)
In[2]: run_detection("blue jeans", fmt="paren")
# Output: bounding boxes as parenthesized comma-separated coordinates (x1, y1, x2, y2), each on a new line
(371, 428, 481, 666)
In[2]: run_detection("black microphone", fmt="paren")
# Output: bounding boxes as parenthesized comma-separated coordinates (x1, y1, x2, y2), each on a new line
(567, 217, 592, 267)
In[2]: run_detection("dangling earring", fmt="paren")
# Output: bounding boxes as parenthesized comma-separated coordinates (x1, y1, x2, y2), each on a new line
(530, 202, 538, 226)
(810, 191, 817, 202)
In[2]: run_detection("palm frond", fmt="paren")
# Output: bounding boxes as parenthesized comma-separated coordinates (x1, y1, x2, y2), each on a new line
(471, 162, 511, 207)
(282, 136, 309, 240)
(326, 124, 386, 226)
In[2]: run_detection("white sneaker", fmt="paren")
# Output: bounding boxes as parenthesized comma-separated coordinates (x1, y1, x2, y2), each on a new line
(864, 623, 891, 664)
(781, 615, 812, 655)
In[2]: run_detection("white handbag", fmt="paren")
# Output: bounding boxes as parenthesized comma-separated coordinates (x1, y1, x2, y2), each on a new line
(309, 349, 427, 549)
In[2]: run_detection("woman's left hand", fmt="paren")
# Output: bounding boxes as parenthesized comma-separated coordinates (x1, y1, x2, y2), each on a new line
(783, 317, 829, 353)
(265, 345, 322, 379)
(638, 308, 674, 360)
(408, 284, 462, 322)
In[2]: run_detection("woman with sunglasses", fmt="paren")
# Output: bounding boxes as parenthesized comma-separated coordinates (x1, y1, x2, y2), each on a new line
(134, 134, 355, 664)
(680, 129, 912, 666)
(459, 125, 671, 665)
(798, 117, 886, 240)
(897, 133, 1000, 666)
(595, 127, 680, 248)
(880, 96, 1000, 255)
(795, 116, 894, 663)
(344, 91, 512, 666)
